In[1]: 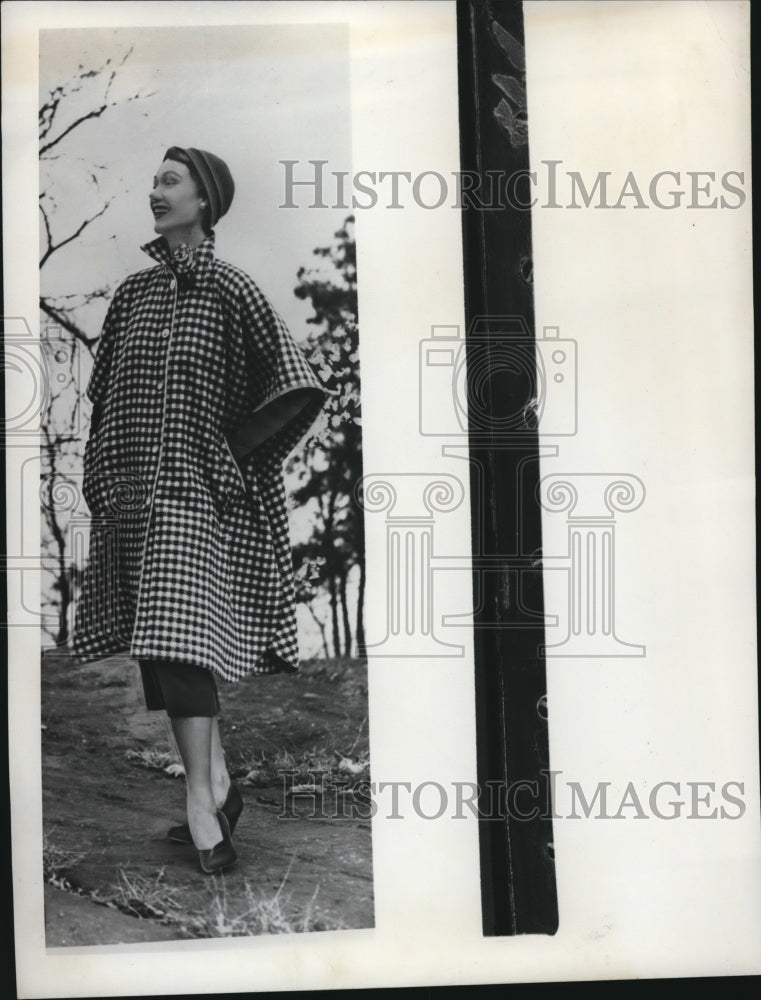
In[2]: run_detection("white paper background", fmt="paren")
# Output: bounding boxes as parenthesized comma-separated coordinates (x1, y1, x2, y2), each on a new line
(4, 0, 759, 993)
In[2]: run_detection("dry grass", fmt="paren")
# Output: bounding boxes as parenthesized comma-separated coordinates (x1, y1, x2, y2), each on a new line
(102, 868, 183, 921)
(94, 865, 340, 938)
(185, 870, 341, 937)
(42, 835, 86, 891)
(235, 716, 370, 790)
(125, 747, 184, 777)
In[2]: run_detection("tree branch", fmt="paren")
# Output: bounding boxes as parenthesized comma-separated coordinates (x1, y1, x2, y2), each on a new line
(40, 103, 113, 156)
(39, 298, 98, 350)
(39, 86, 64, 140)
(39, 198, 111, 268)
(40, 86, 155, 157)
(39, 202, 53, 260)
(42, 288, 111, 309)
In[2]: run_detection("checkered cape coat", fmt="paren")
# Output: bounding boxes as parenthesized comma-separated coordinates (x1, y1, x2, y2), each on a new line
(72, 234, 325, 682)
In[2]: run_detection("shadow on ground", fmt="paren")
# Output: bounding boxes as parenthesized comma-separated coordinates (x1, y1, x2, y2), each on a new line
(41, 649, 374, 946)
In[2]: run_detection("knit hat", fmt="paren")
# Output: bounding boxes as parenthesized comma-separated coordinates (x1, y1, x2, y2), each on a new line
(164, 146, 235, 227)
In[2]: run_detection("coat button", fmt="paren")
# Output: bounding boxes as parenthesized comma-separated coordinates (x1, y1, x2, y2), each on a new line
(150, 444, 159, 454)
(168, 278, 176, 290)
(159, 328, 170, 338)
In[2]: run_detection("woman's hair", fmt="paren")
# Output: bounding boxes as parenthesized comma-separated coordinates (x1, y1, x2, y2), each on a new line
(163, 146, 213, 235)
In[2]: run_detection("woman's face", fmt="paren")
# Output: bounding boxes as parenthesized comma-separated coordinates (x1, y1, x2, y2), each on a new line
(150, 159, 204, 236)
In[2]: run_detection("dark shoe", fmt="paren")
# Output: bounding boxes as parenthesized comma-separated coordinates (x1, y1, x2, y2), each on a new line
(168, 782, 244, 845)
(198, 810, 237, 875)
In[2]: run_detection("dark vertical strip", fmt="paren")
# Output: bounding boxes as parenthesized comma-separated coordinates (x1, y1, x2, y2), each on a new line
(456, 0, 558, 935)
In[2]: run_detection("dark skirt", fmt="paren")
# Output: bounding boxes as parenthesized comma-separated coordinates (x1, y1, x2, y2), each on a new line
(138, 659, 220, 718)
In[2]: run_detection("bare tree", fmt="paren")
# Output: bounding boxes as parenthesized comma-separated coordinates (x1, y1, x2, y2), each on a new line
(39, 45, 154, 644)
(39, 45, 153, 344)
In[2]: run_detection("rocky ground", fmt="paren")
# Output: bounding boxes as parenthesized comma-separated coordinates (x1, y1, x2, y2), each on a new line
(41, 649, 374, 946)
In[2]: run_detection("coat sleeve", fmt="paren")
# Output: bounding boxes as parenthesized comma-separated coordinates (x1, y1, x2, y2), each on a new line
(227, 277, 327, 471)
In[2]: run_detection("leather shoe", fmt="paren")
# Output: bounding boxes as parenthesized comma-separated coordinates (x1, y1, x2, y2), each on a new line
(198, 810, 237, 875)
(168, 781, 244, 845)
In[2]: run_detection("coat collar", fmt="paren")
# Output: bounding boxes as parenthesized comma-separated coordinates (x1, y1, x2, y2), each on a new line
(141, 232, 216, 287)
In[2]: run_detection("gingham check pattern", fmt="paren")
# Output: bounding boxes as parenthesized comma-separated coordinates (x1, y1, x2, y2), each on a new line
(72, 234, 325, 682)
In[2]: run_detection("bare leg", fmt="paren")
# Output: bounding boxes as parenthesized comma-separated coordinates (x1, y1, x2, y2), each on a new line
(171, 716, 223, 850)
(210, 717, 231, 808)
(164, 714, 227, 800)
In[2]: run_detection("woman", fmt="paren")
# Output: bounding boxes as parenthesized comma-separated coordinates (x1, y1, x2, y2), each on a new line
(73, 146, 326, 874)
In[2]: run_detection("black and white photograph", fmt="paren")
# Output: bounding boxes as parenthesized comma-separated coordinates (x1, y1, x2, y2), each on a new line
(4, 0, 760, 995)
(34, 16, 372, 946)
